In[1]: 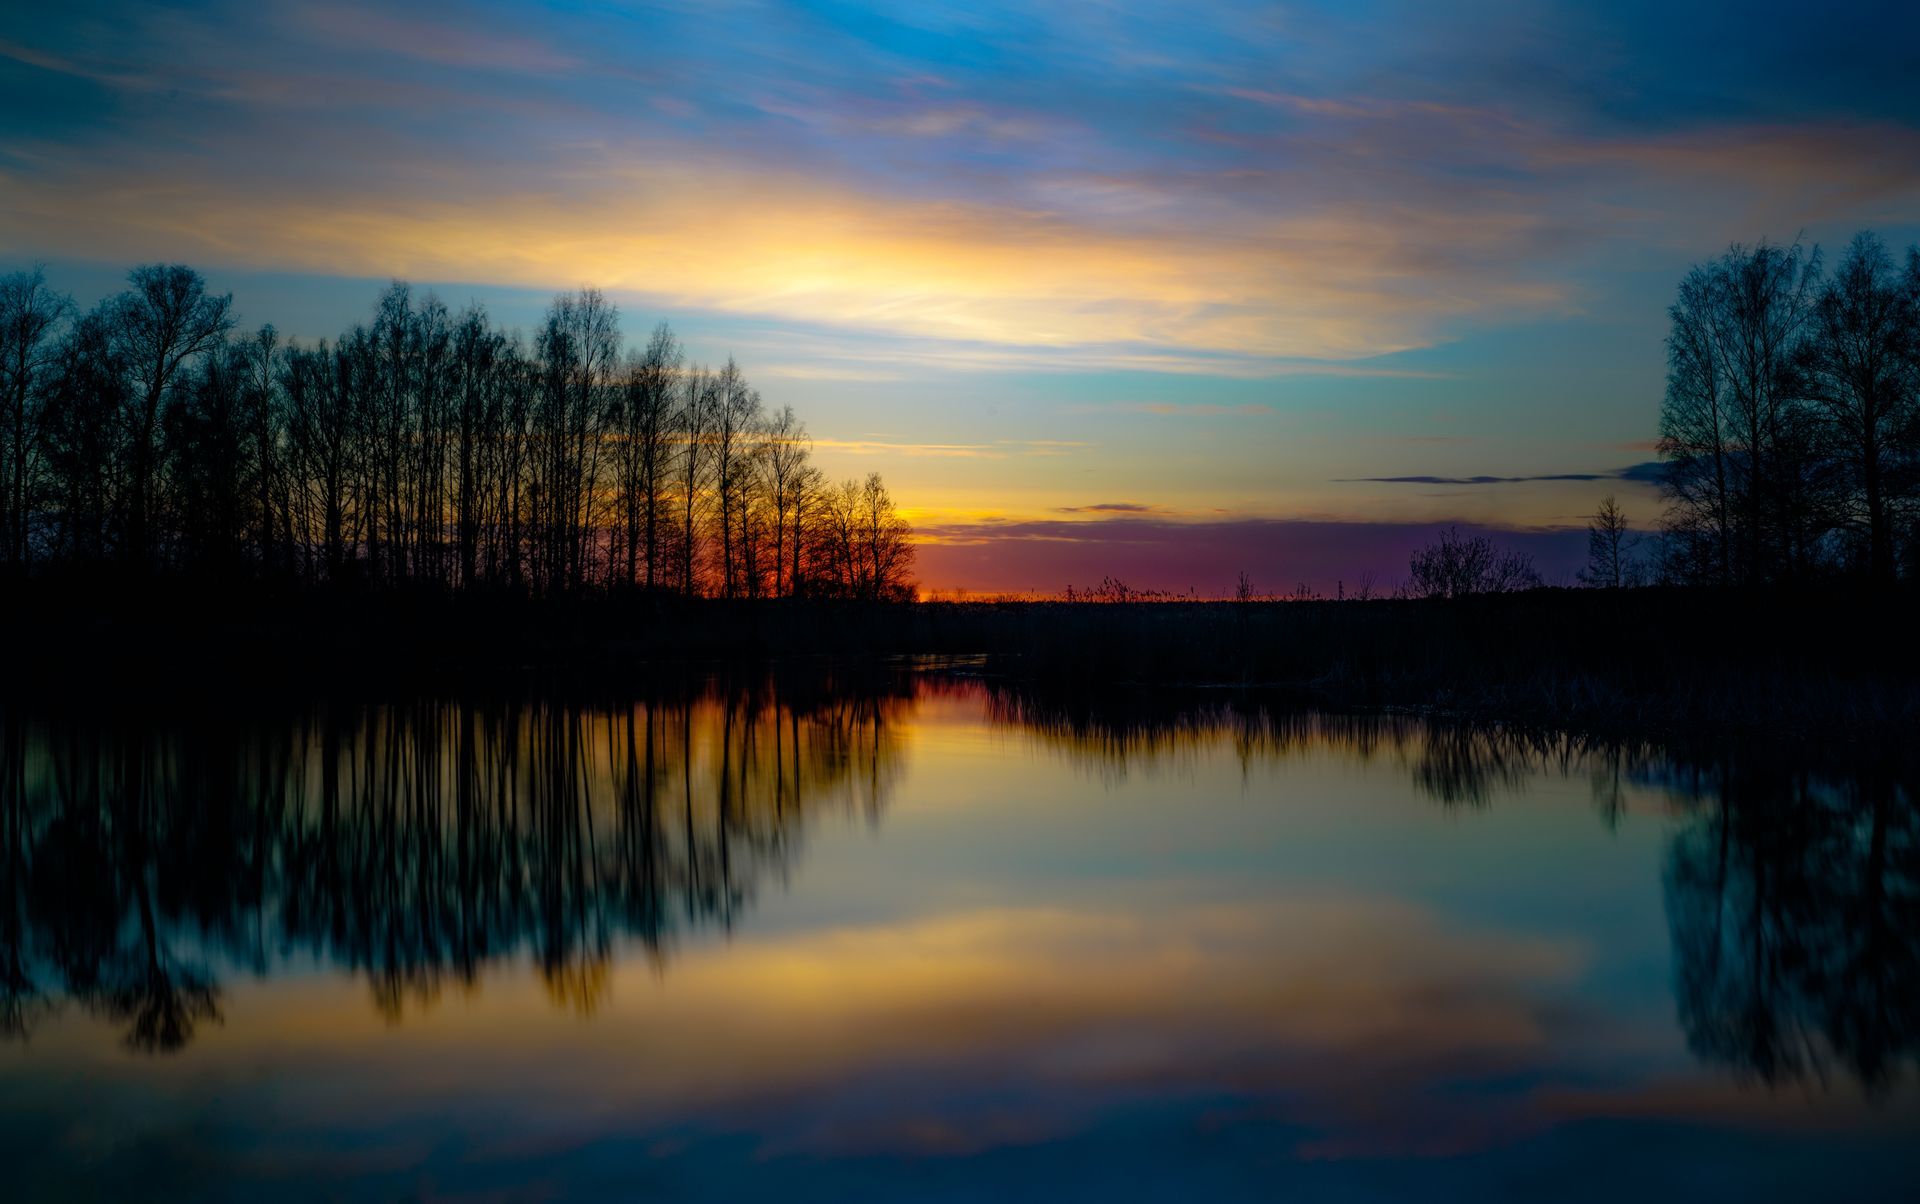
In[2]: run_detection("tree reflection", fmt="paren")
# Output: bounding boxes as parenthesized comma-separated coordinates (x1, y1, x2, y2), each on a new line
(983, 679, 1920, 1094)
(7, 675, 1916, 1099)
(1664, 752, 1920, 1093)
(980, 679, 1598, 809)
(0, 673, 911, 1049)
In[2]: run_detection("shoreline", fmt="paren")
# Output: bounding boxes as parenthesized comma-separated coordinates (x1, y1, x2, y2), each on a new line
(6, 580, 1916, 739)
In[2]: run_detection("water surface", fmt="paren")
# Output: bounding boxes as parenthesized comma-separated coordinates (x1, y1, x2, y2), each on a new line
(2, 675, 1916, 1200)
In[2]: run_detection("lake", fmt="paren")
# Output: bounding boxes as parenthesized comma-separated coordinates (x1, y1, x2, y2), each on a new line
(2, 672, 1915, 1201)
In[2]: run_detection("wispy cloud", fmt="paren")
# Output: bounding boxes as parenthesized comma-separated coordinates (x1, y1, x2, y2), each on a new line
(7, 1, 1917, 372)
(812, 438, 1091, 458)
(1337, 462, 1666, 487)
(1114, 402, 1275, 417)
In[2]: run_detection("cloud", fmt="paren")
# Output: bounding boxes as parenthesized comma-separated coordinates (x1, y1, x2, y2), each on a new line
(1615, 460, 1670, 484)
(0, 3, 1564, 364)
(8, 1, 1920, 376)
(1052, 502, 1164, 514)
(1118, 402, 1276, 417)
(811, 438, 1089, 458)
(1338, 462, 1666, 486)
(754, 362, 906, 382)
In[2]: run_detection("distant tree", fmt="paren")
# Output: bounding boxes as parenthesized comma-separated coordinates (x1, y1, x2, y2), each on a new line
(1405, 527, 1540, 599)
(0, 267, 69, 568)
(1579, 495, 1636, 588)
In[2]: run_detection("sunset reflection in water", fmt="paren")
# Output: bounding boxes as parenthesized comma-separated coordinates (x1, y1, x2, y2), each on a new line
(2, 676, 1916, 1201)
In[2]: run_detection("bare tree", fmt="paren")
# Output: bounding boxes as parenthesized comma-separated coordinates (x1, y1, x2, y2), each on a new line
(44, 308, 127, 561)
(789, 463, 825, 597)
(859, 472, 915, 600)
(1660, 264, 1735, 585)
(0, 268, 70, 568)
(109, 265, 235, 567)
(12, 261, 920, 602)
(761, 405, 809, 597)
(166, 337, 255, 572)
(708, 357, 760, 598)
(1580, 495, 1636, 588)
(241, 325, 282, 573)
(533, 288, 619, 594)
(1797, 232, 1919, 584)
(615, 322, 680, 590)
(1658, 241, 1824, 585)
(1406, 527, 1540, 599)
(674, 365, 713, 596)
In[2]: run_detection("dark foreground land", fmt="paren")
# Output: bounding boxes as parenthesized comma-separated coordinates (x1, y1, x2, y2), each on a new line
(8, 578, 1917, 739)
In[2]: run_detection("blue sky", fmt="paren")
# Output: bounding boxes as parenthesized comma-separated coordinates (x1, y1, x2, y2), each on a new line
(4, 1, 1918, 592)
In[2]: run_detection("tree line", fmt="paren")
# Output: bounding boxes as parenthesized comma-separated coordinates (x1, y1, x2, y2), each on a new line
(1417, 227, 1919, 598)
(1658, 230, 1920, 587)
(0, 264, 916, 600)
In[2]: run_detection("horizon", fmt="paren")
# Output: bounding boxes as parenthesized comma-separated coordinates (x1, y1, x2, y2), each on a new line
(5, 1, 1920, 594)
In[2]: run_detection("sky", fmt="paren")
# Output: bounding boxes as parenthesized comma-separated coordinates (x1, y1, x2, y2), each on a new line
(4, 1, 1919, 595)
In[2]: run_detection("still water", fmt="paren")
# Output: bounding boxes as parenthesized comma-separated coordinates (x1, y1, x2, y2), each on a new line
(2, 673, 1916, 1201)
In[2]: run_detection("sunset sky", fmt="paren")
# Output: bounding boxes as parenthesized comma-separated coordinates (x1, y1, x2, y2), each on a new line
(5, 0, 1919, 594)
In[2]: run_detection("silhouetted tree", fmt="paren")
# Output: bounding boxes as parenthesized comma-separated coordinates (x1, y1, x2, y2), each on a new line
(615, 322, 681, 590)
(111, 265, 234, 569)
(1580, 495, 1636, 588)
(674, 364, 713, 596)
(42, 308, 126, 561)
(708, 357, 760, 598)
(6, 261, 915, 601)
(1405, 527, 1540, 599)
(1659, 241, 1825, 585)
(0, 268, 69, 569)
(1796, 233, 1920, 584)
(761, 405, 808, 597)
(165, 339, 258, 573)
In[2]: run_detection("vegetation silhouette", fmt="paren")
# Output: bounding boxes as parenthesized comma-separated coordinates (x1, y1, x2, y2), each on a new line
(0, 264, 914, 601)
(1405, 526, 1542, 599)
(4, 236, 1920, 753)
(1658, 232, 1920, 587)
